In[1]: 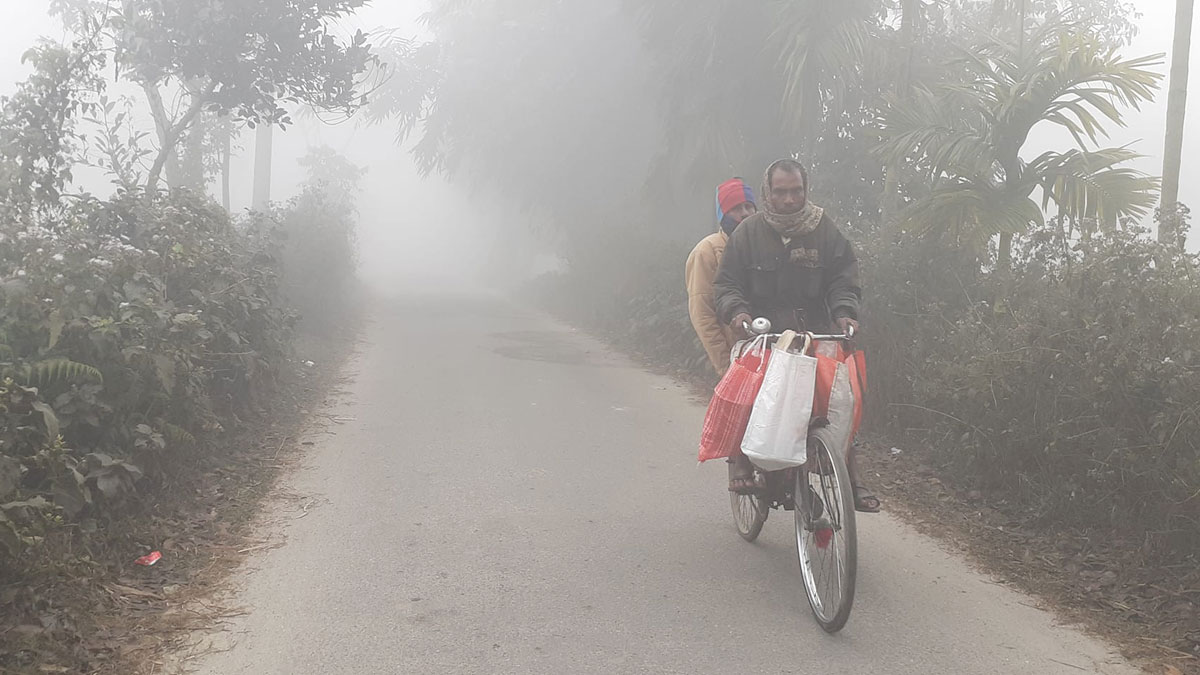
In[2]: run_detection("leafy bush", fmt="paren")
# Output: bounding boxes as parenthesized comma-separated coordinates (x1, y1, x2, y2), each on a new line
(271, 147, 364, 335)
(538, 217, 1200, 562)
(0, 32, 367, 576)
(0, 190, 293, 564)
(867, 225, 1200, 554)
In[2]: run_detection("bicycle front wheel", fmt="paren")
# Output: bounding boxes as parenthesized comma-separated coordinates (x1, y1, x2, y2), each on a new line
(794, 427, 857, 633)
(731, 485, 768, 542)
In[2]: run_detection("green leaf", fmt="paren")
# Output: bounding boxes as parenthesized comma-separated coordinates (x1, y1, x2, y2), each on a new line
(152, 354, 176, 392)
(1, 497, 51, 526)
(19, 359, 103, 389)
(94, 471, 123, 499)
(51, 481, 87, 518)
(0, 456, 21, 501)
(83, 453, 115, 469)
(1028, 147, 1160, 230)
(162, 422, 196, 449)
(0, 511, 22, 559)
(46, 310, 65, 351)
(30, 401, 60, 441)
(87, 462, 142, 499)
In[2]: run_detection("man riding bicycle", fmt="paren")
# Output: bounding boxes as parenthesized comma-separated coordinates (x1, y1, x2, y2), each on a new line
(713, 158, 880, 513)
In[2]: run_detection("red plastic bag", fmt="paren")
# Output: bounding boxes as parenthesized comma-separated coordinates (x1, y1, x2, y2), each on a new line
(812, 341, 868, 447)
(698, 336, 771, 462)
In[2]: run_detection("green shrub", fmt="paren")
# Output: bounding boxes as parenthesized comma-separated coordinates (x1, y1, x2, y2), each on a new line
(0, 190, 293, 565)
(538, 220, 1200, 560)
(865, 224, 1200, 556)
(274, 147, 364, 335)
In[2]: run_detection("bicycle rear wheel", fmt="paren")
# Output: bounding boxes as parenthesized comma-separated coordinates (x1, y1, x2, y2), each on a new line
(731, 483, 768, 542)
(794, 427, 857, 632)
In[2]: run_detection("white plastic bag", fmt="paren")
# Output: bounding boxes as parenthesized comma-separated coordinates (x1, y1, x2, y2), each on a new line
(741, 337, 818, 471)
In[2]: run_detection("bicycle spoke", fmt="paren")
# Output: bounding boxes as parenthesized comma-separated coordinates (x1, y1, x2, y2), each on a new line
(731, 480, 767, 542)
(740, 496, 754, 522)
(815, 473, 840, 617)
(794, 436, 857, 631)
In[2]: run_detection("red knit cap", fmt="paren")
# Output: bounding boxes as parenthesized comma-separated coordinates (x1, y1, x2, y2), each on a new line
(716, 178, 756, 224)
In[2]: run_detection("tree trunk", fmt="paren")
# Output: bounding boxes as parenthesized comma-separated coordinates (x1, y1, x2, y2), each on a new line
(994, 147, 1024, 314)
(252, 124, 274, 211)
(1161, 0, 1194, 244)
(143, 84, 174, 192)
(221, 124, 232, 212)
(882, 0, 921, 229)
(176, 115, 208, 191)
(1017, 0, 1027, 53)
(143, 81, 217, 192)
(997, 231, 1014, 270)
(146, 149, 171, 193)
(899, 0, 919, 92)
(995, 0, 1027, 272)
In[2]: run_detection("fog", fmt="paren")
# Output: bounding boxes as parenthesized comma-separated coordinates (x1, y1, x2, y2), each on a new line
(1027, 1, 1195, 223)
(1, 0, 1197, 280)
(0, 0, 536, 296)
(4, 5, 1200, 666)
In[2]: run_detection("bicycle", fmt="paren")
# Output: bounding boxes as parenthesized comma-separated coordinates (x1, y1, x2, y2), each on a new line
(729, 318, 858, 633)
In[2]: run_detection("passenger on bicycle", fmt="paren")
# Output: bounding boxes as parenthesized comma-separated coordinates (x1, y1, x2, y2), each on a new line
(713, 158, 880, 513)
(686, 178, 758, 377)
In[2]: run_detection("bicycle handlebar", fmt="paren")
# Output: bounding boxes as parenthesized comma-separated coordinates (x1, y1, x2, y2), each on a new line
(742, 318, 855, 341)
(809, 333, 855, 341)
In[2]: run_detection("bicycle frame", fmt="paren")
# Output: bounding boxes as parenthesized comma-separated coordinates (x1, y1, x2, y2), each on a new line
(728, 317, 860, 633)
(735, 317, 853, 512)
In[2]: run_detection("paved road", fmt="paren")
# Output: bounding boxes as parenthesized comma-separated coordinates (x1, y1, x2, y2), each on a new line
(186, 295, 1134, 674)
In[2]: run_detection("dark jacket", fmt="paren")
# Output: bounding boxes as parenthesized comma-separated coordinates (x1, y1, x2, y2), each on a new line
(714, 211, 861, 333)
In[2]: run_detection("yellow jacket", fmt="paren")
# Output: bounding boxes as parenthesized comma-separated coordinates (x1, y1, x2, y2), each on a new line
(686, 231, 736, 376)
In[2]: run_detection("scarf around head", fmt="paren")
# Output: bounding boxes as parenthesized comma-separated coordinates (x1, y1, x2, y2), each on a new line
(761, 161, 824, 238)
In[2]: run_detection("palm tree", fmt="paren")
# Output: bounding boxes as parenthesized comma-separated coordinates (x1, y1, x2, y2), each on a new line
(768, 0, 881, 157)
(877, 24, 1163, 266)
(631, 0, 789, 187)
(1161, 0, 1194, 245)
(882, 0, 923, 227)
(631, 0, 882, 188)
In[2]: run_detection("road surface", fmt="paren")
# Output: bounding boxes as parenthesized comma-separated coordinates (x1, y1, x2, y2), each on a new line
(184, 295, 1134, 674)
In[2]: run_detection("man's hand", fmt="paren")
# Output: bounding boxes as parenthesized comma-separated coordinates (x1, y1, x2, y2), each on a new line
(731, 313, 753, 339)
(835, 316, 860, 338)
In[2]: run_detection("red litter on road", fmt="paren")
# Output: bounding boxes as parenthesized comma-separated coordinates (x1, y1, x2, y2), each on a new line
(134, 551, 162, 566)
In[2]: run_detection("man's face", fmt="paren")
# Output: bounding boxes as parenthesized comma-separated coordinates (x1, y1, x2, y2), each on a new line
(727, 201, 757, 227)
(769, 169, 806, 215)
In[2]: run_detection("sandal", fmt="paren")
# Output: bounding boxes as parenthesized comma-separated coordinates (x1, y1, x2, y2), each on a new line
(727, 457, 759, 494)
(853, 485, 881, 513)
(729, 477, 758, 494)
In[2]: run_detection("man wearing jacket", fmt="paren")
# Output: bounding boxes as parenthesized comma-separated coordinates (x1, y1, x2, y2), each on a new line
(714, 159, 879, 512)
(685, 178, 757, 377)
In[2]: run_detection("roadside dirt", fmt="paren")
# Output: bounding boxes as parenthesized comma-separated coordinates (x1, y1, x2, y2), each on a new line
(857, 438, 1200, 675)
(0, 325, 360, 675)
